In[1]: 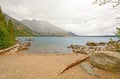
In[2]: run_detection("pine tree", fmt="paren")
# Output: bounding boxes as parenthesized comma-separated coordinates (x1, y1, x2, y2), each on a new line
(115, 27, 120, 39)
(0, 22, 10, 49)
(0, 28, 11, 49)
(7, 20, 14, 33)
(0, 6, 2, 14)
(0, 6, 16, 49)
(7, 20, 15, 45)
(0, 6, 5, 21)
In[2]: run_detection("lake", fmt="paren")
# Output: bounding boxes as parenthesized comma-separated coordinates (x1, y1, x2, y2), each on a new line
(18, 37, 118, 53)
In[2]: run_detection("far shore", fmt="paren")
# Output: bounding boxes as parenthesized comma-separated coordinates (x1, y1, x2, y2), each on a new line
(0, 52, 120, 79)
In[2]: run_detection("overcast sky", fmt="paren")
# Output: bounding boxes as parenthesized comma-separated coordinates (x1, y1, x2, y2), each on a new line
(0, 0, 120, 35)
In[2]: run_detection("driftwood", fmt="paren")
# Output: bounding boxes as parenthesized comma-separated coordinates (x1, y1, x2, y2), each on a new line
(0, 44, 19, 54)
(59, 55, 90, 74)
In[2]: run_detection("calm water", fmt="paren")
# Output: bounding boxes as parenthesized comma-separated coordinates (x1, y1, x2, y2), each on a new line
(18, 37, 118, 53)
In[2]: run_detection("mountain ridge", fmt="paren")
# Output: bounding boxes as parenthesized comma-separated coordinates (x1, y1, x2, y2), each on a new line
(4, 13, 39, 36)
(20, 19, 75, 37)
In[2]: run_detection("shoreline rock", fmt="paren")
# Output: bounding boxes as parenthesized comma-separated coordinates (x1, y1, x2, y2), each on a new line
(90, 51, 120, 72)
(68, 40, 120, 55)
(86, 41, 98, 46)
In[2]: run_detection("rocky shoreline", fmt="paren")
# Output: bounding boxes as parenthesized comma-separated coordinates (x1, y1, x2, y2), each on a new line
(68, 40, 120, 55)
(68, 40, 120, 72)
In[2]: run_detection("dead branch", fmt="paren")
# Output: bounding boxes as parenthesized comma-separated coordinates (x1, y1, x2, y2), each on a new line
(59, 55, 90, 74)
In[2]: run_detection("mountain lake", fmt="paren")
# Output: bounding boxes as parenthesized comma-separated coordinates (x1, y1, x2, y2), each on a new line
(18, 36, 118, 54)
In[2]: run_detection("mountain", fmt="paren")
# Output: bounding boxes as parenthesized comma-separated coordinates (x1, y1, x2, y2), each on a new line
(68, 32, 79, 36)
(20, 19, 74, 37)
(5, 14, 38, 36)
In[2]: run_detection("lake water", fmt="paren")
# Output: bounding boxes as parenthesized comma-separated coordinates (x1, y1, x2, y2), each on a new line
(18, 37, 118, 53)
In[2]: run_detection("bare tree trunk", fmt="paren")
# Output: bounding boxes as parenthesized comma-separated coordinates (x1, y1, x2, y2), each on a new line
(59, 55, 90, 74)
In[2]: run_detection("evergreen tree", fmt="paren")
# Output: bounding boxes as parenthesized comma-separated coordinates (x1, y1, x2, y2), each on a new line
(7, 20, 15, 45)
(0, 28, 11, 49)
(0, 6, 2, 14)
(0, 19, 10, 49)
(115, 27, 120, 39)
(7, 20, 14, 34)
(0, 6, 16, 49)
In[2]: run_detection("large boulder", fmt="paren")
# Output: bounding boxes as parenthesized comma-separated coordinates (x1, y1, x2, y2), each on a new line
(90, 51, 120, 72)
(98, 42, 106, 45)
(86, 41, 98, 46)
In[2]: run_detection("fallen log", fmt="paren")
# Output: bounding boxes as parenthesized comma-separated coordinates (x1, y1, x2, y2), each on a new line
(0, 44, 19, 54)
(59, 55, 90, 74)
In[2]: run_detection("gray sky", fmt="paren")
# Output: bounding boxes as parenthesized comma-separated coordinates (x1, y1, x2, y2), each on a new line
(0, 0, 120, 35)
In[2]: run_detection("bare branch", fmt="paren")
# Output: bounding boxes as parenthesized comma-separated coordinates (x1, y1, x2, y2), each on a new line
(93, 0, 120, 7)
